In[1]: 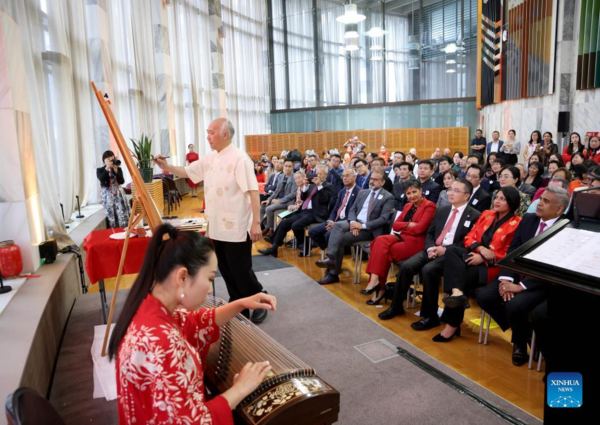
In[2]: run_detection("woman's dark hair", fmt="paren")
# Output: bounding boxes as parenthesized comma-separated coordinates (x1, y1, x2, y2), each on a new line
(548, 160, 561, 169)
(567, 132, 582, 155)
(551, 152, 565, 166)
(571, 151, 586, 162)
(486, 152, 498, 170)
(571, 163, 588, 181)
(528, 161, 544, 179)
(500, 165, 521, 187)
(586, 136, 600, 157)
(403, 179, 422, 191)
(254, 162, 264, 175)
(453, 151, 464, 159)
(108, 224, 215, 359)
(442, 169, 459, 181)
(102, 150, 115, 162)
(528, 153, 541, 164)
(498, 186, 521, 213)
(508, 129, 516, 136)
(528, 130, 542, 145)
(492, 158, 506, 168)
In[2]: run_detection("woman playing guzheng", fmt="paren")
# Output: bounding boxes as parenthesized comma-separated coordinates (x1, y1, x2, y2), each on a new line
(108, 224, 276, 424)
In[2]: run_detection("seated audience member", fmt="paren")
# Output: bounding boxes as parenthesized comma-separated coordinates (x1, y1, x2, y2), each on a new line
(307, 168, 360, 256)
(458, 156, 468, 175)
(385, 151, 406, 181)
(544, 160, 561, 179)
(343, 153, 351, 167)
(463, 154, 492, 192)
(355, 159, 370, 189)
(315, 170, 395, 284)
(584, 135, 600, 163)
(361, 180, 436, 304)
(255, 162, 266, 183)
(370, 157, 394, 192)
(392, 162, 416, 211)
(431, 147, 442, 162)
(452, 151, 464, 171)
(305, 154, 318, 172)
(548, 153, 565, 167)
(523, 161, 545, 190)
(378, 179, 481, 326)
(437, 169, 459, 209)
(562, 132, 583, 164)
(356, 150, 367, 161)
(488, 158, 505, 190)
(436, 187, 522, 342)
(261, 159, 284, 201)
(258, 165, 334, 258)
(500, 129, 520, 165)
(433, 155, 453, 186)
(569, 151, 586, 170)
(465, 164, 492, 213)
(515, 163, 537, 198)
(541, 132, 558, 165)
(527, 153, 542, 166)
(260, 160, 298, 238)
(476, 186, 569, 365)
(417, 159, 442, 204)
(569, 164, 589, 193)
(443, 148, 452, 156)
(494, 166, 531, 217)
(527, 178, 569, 213)
(366, 152, 377, 168)
(486, 131, 504, 158)
(484, 152, 499, 178)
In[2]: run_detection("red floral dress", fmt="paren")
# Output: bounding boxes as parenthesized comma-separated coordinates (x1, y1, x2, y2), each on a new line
(116, 294, 233, 425)
(186, 152, 201, 187)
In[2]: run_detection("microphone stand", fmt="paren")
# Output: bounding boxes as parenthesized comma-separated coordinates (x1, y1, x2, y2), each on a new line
(60, 203, 70, 229)
(0, 267, 12, 294)
(76, 195, 84, 219)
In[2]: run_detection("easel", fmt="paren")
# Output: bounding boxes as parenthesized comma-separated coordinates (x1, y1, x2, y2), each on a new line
(91, 82, 164, 357)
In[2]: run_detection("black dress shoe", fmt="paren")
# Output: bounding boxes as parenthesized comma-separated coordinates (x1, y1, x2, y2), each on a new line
(251, 308, 268, 324)
(432, 326, 461, 343)
(317, 273, 340, 285)
(258, 247, 278, 258)
(298, 251, 311, 257)
(442, 294, 469, 308)
(263, 236, 274, 244)
(512, 344, 529, 366)
(378, 306, 405, 320)
(411, 317, 441, 331)
(315, 259, 335, 270)
(366, 288, 387, 305)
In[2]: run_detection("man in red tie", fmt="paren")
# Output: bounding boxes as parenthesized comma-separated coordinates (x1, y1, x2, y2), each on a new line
(258, 165, 334, 258)
(379, 178, 481, 329)
(476, 186, 569, 366)
(306, 168, 360, 257)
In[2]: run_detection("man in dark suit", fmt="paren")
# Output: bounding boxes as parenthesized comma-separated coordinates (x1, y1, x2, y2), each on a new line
(260, 159, 283, 201)
(384, 151, 405, 181)
(486, 131, 504, 158)
(392, 162, 416, 211)
(433, 155, 453, 186)
(258, 165, 334, 258)
(260, 159, 298, 238)
(476, 186, 569, 366)
(355, 159, 370, 189)
(326, 154, 344, 207)
(417, 159, 442, 204)
(307, 168, 360, 257)
(378, 178, 481, 330)
(316, 169, 395, 284)
(465, 164, 492, 212)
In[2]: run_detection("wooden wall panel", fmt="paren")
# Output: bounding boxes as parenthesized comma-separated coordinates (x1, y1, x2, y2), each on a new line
(246, 127, 470, 161)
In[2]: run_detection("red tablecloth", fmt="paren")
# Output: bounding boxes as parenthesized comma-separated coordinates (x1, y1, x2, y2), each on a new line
(83, 228, 152, 284)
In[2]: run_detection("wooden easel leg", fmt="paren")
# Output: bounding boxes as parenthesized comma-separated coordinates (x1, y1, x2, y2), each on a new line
(101, 200, 143, 357)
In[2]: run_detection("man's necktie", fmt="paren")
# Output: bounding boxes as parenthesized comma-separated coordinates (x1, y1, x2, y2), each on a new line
(366, 191, 376, 221)
(435, 208, 459, 246)
(302, 185, 318, 210)
(335, 189, 352, 221)
(537, 222, 547, 236)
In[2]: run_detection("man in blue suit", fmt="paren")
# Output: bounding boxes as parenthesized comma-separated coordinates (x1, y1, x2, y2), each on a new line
(355, 159, 370, 189)
(486, 131, 504, 158)
(307, 168, 360, 257)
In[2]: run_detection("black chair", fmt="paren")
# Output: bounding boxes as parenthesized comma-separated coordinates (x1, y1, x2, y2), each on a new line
(161, 178, 173, 215)
(164, 177, 182, 209)
(5, 387, 65, 425)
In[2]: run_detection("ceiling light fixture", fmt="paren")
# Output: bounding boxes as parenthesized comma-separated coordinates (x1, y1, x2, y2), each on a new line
(345, 38, 359, 51)
(336, 3, 366, 24)
(344, 23, 359, 39)
(366, 27, 385, 38)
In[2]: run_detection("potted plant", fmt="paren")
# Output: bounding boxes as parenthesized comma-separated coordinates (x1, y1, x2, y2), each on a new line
(131, 133, 154, 183)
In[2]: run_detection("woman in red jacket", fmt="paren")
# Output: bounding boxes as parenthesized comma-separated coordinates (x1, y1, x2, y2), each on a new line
(584, 135, 600, 164)
(361, 180, 436, 305)
(562, 132, 584, 164)
(432, 186, 522, 343)
(108, 224, 276, 424)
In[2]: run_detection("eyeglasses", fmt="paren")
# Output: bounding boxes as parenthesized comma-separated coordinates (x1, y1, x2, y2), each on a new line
(447, 187, 468, 193)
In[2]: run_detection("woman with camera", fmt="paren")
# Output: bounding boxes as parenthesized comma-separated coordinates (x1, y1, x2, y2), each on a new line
(97, 150, 131, 228)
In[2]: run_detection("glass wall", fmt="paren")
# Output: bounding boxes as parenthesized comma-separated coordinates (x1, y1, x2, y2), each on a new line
(268, 0, 478, 110)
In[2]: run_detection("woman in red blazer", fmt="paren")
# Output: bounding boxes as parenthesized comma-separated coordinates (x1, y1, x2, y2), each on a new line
(430, 186, 522, 343)
(362, 180, 436, 305)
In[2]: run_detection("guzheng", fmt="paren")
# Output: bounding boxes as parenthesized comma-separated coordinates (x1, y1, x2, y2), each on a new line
(202, 296, 340, 425)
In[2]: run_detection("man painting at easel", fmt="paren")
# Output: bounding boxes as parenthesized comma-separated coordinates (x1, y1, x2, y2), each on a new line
(154, 118, 267, 324)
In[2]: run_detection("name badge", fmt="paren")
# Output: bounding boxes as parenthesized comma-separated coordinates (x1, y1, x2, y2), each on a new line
(472, 199, 479, 205)
(464, 221, 471, 227)
(425, 190, 430, 195)
(378, 195, 383, 200)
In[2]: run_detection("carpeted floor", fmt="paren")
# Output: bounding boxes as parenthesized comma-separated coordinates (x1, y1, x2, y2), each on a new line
(50, 263, 541, 424)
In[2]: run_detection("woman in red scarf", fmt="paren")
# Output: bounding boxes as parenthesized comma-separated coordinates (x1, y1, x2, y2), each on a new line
(108, 225, 276, 424)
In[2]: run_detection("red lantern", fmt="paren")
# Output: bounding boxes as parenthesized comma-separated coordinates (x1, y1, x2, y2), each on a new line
(0, 240, 23, 278)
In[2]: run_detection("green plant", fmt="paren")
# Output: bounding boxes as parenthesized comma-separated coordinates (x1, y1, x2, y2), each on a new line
(130, 133, 154, 169)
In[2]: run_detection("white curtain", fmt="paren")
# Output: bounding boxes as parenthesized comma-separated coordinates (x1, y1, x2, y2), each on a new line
(285, 0, 315, 108)
(385, 14, 409, 102)
(167, 0, 215, 158)
(320, 0, 347, 106)
(222, 0, 270, 149)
